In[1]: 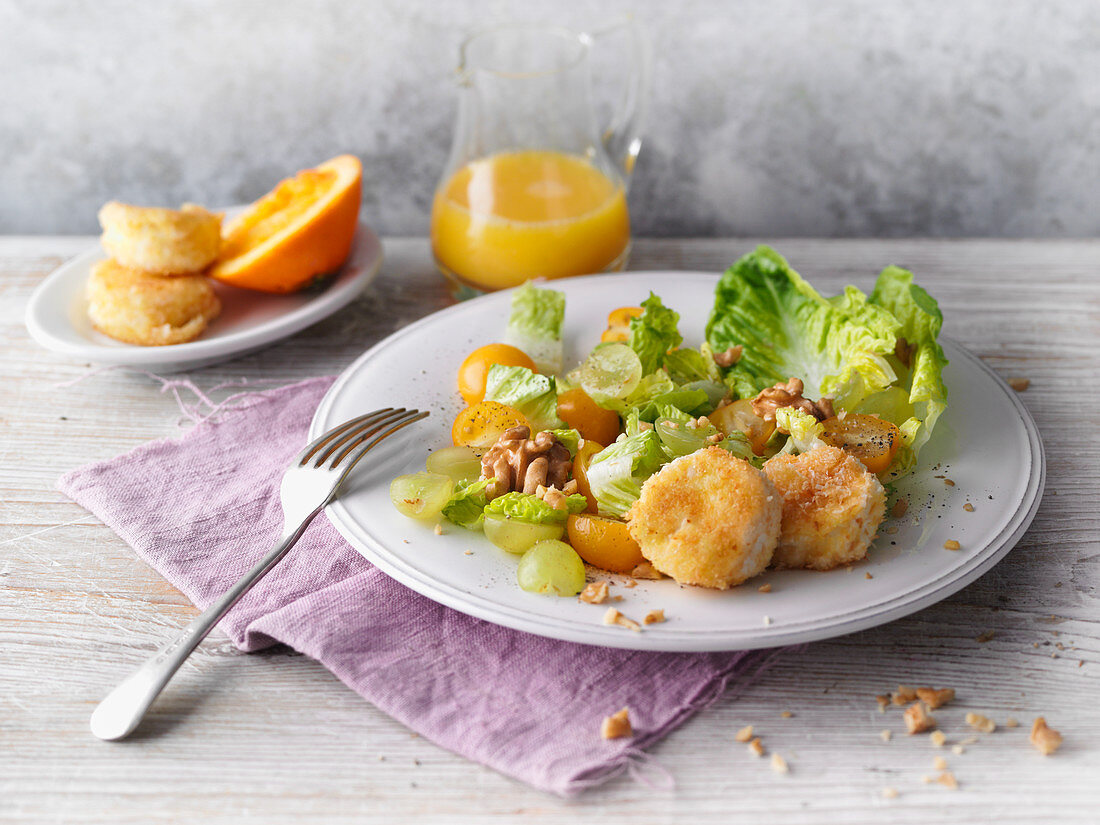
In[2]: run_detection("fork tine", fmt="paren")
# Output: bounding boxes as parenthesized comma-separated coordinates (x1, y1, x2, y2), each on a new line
(298, 408, 398, 466)
(328, 409, 430, 478)
(314, 408, 413, 467)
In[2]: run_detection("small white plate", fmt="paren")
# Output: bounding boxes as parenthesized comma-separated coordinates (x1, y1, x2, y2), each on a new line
(311, 272, 1044, 652)
(24, 223, 382, 373)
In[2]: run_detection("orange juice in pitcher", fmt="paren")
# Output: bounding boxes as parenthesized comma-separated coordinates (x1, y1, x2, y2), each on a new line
(431, 150, 630, 291)
(431, 23, 649, 293)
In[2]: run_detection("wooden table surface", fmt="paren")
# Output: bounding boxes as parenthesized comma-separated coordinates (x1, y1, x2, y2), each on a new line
(2, 237, 1096, 824)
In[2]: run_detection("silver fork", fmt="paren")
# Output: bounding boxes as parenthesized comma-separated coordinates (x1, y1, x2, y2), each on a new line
(90, 407, 428, 742)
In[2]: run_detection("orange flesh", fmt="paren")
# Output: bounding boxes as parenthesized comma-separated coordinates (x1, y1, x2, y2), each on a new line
(820, 414, 902, 474)
(566, 513, 645, 573)
(710, 398, 777, 455)
(556, 389, 621, 446)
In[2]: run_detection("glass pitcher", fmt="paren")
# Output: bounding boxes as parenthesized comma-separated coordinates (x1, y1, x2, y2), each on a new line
(431, 21, 650, 294)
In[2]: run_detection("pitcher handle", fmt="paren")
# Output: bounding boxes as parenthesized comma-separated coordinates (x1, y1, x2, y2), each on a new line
(593, 16, 652, 189)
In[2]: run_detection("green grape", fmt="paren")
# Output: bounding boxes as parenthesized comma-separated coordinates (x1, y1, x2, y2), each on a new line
(655, 416, 716, 458)
(517, 540, 586, 596)
(572, 343, 642, 403)
(425, 445, 483, 483)
(483, 513, 564, 554)
(389, 472, 454, 521)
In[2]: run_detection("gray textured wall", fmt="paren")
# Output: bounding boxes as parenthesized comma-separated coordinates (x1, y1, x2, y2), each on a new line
(3, 0, 1099, 237)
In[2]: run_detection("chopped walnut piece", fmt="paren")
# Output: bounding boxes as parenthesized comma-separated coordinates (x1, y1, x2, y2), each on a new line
(865, 572, 873, 579)
(904, 702, 936, 734)
(1005, 717, 1019, 729)
(876, 695, 891, 713)
(892, 685, 918, 705)
(916, 687, 956, 709)
(1030, 717, 1063, 755)
(891, 499, 908, 518)
(579, 581, 610, 604)
(602, 607, 640, 631)
(943, 540, 961, 551)
(757, 582, 772, 593)
(622, 578, 638, 589)
(714, 344, 743, 367)
(880, 729, 892, 742)
(748, 737, 765, 757)
(770, 753, 789, 774)
(1008, 377, 1030, 392)
(752, 377, 834, 423)
(735, 725, 754, 743)
(930, 730, 946, 747)
(480, 426, 572, 499)
(600, 708, 633, 740)
(630, 561, 663, 580)
(780, 710, 793, 719)
(933, 755, 948, 770)
(535, 483, 574, 511)
(643, 609, 666, 625)
(965, 712, 996, 734)
(935, 771, 959, 790)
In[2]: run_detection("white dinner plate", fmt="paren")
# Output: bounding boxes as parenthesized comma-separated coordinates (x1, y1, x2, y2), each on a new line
(311, 272, 1044, 652)
(24, 222, 382, 373)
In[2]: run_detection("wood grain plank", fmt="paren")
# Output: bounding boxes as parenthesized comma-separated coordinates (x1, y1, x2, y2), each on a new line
(1, 237, 1097, 824)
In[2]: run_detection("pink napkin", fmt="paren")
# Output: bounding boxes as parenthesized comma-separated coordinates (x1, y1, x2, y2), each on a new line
(59, 376, 781, 796)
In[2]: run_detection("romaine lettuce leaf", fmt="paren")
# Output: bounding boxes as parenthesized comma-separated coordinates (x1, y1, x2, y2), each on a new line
(483, 491, 587, 525)
(628, 292, 683, 375)
(599, 369, 710, 420)
(547, 428, 581, 457)
(441, 478, 495, 529)
(775, 407, 825, 454)
(864, 265, 949, 477)
(503, 281, 565, 374)
(586, 429, 666, 518)
(664, 344, 722, 384)
(482, 364, 564, 432)
(705, 246, 901, 409)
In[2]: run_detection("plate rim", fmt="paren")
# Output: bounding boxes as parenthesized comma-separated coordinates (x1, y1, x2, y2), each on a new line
(23, 222, 383, 367)
(312, 271, 1046, 651)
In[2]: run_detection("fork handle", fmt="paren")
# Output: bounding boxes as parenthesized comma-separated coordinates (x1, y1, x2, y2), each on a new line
(89, 510, 321, 741)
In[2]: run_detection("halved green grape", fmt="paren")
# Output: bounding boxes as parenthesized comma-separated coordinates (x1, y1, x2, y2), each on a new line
(517, 540, 587, 596)
(655, 416, 717, 458)
(389, 472, 454, 521)
(425, 445, 483, 483)
(483, 513, 564, 554)
(571, 343, 643, 403)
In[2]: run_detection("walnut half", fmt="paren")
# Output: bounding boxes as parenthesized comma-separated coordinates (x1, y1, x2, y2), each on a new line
(751, 377, 835, 424)
(480, 426, 571, 499)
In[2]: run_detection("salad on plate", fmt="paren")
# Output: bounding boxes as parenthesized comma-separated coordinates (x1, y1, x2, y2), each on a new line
(390, 246, 948, 599)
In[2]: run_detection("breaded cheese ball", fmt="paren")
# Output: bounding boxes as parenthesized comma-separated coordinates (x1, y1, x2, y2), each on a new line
(98, 201, 222, 275)
(627, 446, 782, 589)
(762, 445, 886, 571)
(87, 259, 221, 346)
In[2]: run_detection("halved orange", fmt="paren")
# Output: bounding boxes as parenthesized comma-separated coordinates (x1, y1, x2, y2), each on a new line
(210, 154, 362, 294)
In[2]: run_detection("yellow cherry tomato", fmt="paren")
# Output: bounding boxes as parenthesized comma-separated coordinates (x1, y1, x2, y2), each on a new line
(457, 344, 536, 407)
(566, 513, 645, 573)
(556, 388, 621, 446)
(570, 439, 605, 513)
(599, 306, 643, 343)
(710, 398, 777, 455)
(820, 414, 902, 474)
(451, 402, 528, 449)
